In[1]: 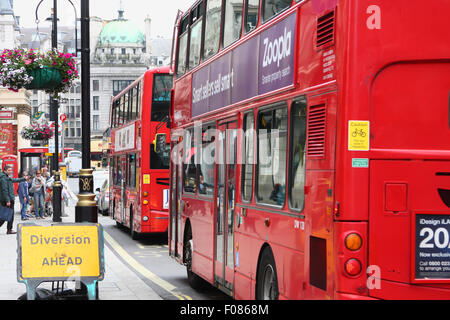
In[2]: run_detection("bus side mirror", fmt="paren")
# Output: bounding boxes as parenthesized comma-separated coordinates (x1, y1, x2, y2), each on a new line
(153, 133, 167, 153)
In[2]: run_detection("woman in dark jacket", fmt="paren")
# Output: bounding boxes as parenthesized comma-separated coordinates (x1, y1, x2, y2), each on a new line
(18, 172, 30, 221)
(0, 165, 26, 234)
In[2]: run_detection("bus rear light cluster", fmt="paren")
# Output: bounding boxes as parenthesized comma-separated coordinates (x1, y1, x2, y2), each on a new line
(143, 216, 149, 222)
(143, 191, 149, 197)
(344, 258, 362, 276)
(340, 230, 365, 279)
(143, 200, 149, 205)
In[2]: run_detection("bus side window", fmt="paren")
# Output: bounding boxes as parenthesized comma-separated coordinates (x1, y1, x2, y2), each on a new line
(244, 0, 259, 33)
(123, 92, 129, 123)
(203, 0, 222, 61)
(262, 0, 291, 22)
(256, 105, 288, 207)
(176, 16, 189, 76)
(197, 124, 215, 197)
(289, 98, 307, 212)
(128, 154, 137, 189)
(223, 0, 243, 48)
(130, 86, 137, 121)
(127, 88, 133, 122)
(189, 2, 203, 70)
(183, 129, 197, 193)
(136, 82, 140, 119)
(242, 112, 254, 202)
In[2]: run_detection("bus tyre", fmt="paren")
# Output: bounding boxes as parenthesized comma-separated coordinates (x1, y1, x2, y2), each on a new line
(114, 203, 122, 228)
(130, 208, 139, 240)
(184, 227, 204, 289)
(256, 247, 279, 300)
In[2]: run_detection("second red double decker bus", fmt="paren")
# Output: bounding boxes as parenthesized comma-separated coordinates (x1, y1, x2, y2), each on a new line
(109, 67, 172, 239)
(169, 0, 450, 300)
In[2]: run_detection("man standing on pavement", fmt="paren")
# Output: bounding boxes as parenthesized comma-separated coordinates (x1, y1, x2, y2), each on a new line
(0, 165, 26, 234)
(18, 172, 31, 221)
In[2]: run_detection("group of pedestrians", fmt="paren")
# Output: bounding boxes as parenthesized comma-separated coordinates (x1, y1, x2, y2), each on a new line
(0, 165, 51, 235)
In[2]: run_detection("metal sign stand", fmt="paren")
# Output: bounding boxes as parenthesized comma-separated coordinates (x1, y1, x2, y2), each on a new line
(17, 223, 105, 300)
(21, 278, 99, 300)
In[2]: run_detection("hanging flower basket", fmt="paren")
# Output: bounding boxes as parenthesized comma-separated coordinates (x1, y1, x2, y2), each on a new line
(25, 66, 63, 90)
(0, 48, 78, 97)
(21, 123, 54, 141)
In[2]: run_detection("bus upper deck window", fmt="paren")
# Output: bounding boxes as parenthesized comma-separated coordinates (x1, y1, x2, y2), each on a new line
(203, 0, 222, 61)
(262, 0, 291, 22)
(223, 0, 243, 48)
(176, 16, 189, 76)
(245, 0, 259, 33)
(188, 3, 203, 70)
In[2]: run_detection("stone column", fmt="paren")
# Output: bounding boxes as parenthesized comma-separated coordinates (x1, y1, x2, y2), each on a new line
(17, 103, 31, 151)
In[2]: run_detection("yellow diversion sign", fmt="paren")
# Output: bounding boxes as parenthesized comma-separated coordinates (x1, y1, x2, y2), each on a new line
(17, 223, 105, 300)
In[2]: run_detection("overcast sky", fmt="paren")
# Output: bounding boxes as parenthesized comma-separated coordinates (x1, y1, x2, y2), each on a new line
(13, 0, 190, 38)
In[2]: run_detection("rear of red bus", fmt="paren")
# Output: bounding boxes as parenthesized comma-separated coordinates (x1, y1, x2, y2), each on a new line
(139, 67, 172, 234)
(334, 0, 450, 299)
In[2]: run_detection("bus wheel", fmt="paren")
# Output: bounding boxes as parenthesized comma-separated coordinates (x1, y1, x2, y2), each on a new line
(256, 247, 279, 300)
(130, 207, 139, 240)
(184, 226, 204, 289)
(114, 202, 121, 228)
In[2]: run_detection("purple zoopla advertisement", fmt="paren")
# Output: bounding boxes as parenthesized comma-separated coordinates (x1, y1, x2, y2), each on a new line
(192, 11, 297, 118)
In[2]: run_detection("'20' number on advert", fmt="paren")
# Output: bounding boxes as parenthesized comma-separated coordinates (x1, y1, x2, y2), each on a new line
(419, 227, 450, 249)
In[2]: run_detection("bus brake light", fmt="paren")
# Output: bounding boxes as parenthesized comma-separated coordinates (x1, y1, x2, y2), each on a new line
(344, 259, 362, 277)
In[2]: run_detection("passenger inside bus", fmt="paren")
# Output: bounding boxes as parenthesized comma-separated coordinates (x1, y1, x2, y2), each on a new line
(198, 173, 214, 195)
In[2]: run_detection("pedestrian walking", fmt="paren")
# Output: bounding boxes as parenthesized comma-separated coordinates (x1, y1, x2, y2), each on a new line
(0, 165, 26, 234)
(27, 174, 35, 217)
(42, 167, 52, 217)
(18, 171, 31, 221)
(30, 170, 46, 219)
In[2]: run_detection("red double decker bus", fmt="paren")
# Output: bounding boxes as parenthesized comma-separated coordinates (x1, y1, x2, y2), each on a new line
(168, 0, 450, 299)
(110, 67, 172, 239)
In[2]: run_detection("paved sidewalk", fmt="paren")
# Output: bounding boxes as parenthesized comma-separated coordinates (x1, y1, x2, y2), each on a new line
(0, 198, 162, 300)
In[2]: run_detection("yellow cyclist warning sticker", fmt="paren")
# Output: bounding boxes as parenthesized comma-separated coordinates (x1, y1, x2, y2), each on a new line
(348, 121, 370, 151)
(143, 174, 150, 184)
(19, 225, 101, 279)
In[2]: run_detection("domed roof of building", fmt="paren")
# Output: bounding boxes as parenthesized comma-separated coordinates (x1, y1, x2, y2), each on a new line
(98, 10, 144, 45)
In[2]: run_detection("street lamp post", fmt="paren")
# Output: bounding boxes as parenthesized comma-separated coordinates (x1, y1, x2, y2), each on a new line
(75, 0, 97, 223)
(74, 0, 98, 298)
(50, 0, 62, 223)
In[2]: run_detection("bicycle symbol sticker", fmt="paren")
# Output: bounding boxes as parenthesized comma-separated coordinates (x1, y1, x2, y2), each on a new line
(348, 121, 370, 151)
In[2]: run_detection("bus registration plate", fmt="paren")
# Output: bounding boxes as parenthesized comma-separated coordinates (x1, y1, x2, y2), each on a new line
(414, 213, 450, 281)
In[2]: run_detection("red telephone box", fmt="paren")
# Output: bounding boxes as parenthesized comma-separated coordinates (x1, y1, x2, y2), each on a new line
(1, 155, 18, 179)
(1, 155, 19, 195)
